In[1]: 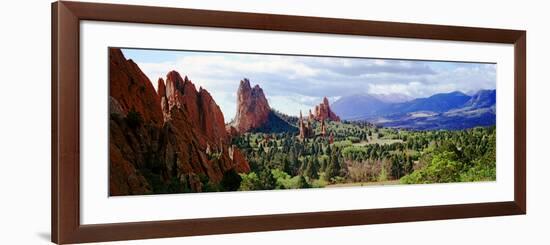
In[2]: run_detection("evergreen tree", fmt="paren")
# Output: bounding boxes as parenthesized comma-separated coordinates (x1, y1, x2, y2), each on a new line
(304, 157, 319, 179)
(258, 168, 276, 190)
(324, 154, 341, 182)
(298, 158, 307, 175)
(326, 145, 332, 155)
(282, 156, 292, 175)
(296, 175, 310, 188)
(320, 157, 328, 172)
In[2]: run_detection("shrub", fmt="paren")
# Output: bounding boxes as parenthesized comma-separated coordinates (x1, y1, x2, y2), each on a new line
(459, 159, 496, 182)
(401, 151, 463, 184)
(239, 172, 262, 191)
(347, 136, 361, 143)
(333, 140, 352, 148)
(272, 169, 291, 189)
(258, 168, 276, 190)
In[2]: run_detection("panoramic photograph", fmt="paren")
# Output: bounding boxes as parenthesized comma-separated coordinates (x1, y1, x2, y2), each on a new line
(108, 47, 496, 196)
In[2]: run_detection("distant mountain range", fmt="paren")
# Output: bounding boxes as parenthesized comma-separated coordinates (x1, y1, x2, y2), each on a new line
(331, 90, 496, 130)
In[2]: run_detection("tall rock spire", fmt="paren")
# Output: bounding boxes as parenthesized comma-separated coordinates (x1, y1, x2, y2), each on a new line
(232, 78, 271, 133)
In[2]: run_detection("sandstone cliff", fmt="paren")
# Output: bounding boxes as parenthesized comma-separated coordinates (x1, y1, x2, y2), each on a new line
(109, 48, 164, 126)
(231, 78, 298, 134)
(109, 48, 249, 196)
(232, 79, 271, 133)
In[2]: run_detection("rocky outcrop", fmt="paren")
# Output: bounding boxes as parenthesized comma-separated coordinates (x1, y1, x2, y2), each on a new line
(109, 48, 164, 126)
(229, 145, 251, 173)
(159, 71, 229, 148)
(298, 110, 314, 140)
(198, 87, 230, 147)
(232, 79, 271, 133)
(109, 112, 158, 195)
(226, 125, 239, 138)
(109, 48, 249, 196)
(157, 78, 170, 120)
(312, 97, 340, 121)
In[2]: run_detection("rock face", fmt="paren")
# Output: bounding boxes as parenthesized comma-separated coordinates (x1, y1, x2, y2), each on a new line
(109, 48, 249, 196)
(109, 48, 162, 195)
(159, 71, 229, 148)
(232, 78, 271, 133)
(109, 48, 164, 126)
(312, 97, 340, 121)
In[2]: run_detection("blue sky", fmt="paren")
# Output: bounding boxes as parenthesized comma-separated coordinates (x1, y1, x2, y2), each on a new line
(121, 48, 496, 122)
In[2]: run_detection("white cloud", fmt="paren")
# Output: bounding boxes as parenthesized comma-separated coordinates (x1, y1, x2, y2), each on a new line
(123, 49, 496, 121)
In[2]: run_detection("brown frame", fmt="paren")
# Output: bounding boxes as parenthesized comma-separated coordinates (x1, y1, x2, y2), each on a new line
(51, 1, 526, 244)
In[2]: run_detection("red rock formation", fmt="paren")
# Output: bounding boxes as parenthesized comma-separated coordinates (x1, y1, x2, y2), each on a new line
(308, 109, 315, 120)
(158, 78, 170, 120)
(109, 48, 249, 195)
(229, 146, 251, 173)
(158, 71, 230, 148)
(157, 78, 166, 98)
(226, 125, 239, 138)
(109, 48, 163, 126)
(164, 71, 200, 124)
(232, 78, 270, 133)
(156, 70, 250, 184)
(109, 136, 152, 195)
(312, 97, 340, 121)
(298, 110, 314, 140)
(198, 87, 230, 147)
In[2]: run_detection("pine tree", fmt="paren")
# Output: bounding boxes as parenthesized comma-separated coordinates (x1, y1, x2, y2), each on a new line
(298, 158, 307, 175)
(282, 156, 292, 175)
(258, 168, 276, 190)
(320, 157, 328, 172)
(324, 154, 341, 182)
(304, 157, 319, 179)
(326, 145, 332, 155)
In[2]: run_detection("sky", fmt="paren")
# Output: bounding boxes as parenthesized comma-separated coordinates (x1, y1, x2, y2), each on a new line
(121, 48, 496, 122)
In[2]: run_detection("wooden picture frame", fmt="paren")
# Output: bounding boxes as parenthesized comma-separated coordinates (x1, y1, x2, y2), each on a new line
(51, 1, 526, 244)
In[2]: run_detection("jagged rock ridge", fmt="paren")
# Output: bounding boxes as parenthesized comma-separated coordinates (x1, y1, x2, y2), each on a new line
(312, 97, 340, 121)
(109, 48, 249, 196)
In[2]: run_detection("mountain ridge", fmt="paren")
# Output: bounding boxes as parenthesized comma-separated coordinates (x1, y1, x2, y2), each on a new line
(331, 90, 496, 130)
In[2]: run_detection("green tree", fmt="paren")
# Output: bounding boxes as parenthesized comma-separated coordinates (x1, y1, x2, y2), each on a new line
(304, 158, 319, 179)
(320, 157, 328, 172)
(239, 172, 261, 191)
(258, 168, 276, 190)
(282, 155, 292, 175)
(295, 175, 310, 188)
(324, 154, 341, 182)
(401, 151, 463, 184)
